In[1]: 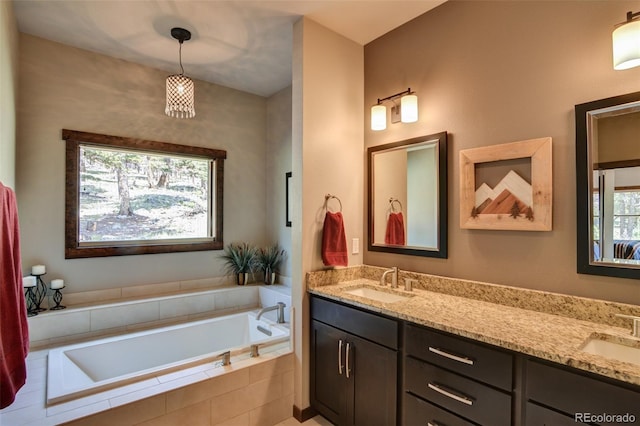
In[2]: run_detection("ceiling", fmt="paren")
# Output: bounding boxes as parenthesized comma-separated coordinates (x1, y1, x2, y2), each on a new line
(12, 0, 445, 97)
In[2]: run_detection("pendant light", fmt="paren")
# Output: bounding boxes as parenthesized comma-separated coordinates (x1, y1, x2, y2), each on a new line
(613, 11, 640, 70)
(166, 27, 195, 118)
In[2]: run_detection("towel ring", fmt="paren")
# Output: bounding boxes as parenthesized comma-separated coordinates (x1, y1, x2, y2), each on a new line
(325, 194, 343, 212)
(389, 197, 403, 213)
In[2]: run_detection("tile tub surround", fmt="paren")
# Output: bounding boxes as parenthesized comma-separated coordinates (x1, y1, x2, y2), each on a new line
(0, 284, 294, 425)
(307, 266, 640, 386)
(28, 284, 291, 349)
(0, 344, 294, 426)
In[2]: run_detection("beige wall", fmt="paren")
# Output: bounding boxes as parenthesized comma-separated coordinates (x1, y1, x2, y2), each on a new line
(292, 17, 364, 411)
(266, 86, 293, 281)
(0, 0, 18, 188)
(17, 34, 269, 293)
(364, 1, 640, 304)
(597, 111, 640, 164)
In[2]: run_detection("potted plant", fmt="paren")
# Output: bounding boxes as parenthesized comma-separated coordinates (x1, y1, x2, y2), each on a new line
(220, 242, 258, 285)
(257, 244, 286, 285)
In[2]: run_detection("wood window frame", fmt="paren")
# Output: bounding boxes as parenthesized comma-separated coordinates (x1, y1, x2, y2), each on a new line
(63, 129, 226, 259)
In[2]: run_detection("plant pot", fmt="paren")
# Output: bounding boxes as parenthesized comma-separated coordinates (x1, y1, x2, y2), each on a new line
(264, 268, 276, 285)
(236, 272, 248, 286)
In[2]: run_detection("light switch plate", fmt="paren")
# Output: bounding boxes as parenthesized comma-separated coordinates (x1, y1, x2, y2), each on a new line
(352, 238, 360, 254)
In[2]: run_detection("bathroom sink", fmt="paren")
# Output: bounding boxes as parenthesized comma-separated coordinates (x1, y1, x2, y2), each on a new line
(343, 286, 413, 303)
(581, 335, 640, 366)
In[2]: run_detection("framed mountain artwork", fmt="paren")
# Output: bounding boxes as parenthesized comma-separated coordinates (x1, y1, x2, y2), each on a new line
(459, 137, 552, 231)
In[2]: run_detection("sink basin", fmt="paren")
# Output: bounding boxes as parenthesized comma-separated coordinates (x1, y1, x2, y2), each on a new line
(343, 286, 413, 303)
(581, 335, 640, 366)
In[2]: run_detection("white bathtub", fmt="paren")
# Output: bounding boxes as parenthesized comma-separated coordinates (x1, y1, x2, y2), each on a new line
(46, 311, 289, 404)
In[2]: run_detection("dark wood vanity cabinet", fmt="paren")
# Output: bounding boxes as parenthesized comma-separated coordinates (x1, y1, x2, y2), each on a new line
(524, 359, 640, 426)
(310, 296, 399, 426)
(403, 323, 514, 426)
(309, 295, 640, 426)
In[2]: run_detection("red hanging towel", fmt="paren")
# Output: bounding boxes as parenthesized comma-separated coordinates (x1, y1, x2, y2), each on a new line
(0, 182, 29, 409)
(385, 212, 406, 245)
(321, 211, 348, 267)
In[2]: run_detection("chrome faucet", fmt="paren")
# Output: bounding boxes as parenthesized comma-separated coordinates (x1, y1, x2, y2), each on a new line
(616, 314, 640, 337)
(256, 302, 286, 324)
(380, 267, 398, 288)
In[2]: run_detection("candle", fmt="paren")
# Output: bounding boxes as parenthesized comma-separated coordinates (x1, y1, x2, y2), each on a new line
(31, 265, 46, 275)
(23, 276, 37, 288)
(51, 279, 64, 290)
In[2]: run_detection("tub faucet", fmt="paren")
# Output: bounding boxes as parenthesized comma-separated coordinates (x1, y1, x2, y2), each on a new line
(218, 351, 231, 366)
(380, 267, 398, 288)
(257, 302, 286, 324)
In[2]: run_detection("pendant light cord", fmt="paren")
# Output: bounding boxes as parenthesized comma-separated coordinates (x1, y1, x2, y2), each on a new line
(178, 41, 185, 76)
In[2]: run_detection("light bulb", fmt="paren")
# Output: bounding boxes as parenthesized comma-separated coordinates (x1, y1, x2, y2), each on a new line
(401, 94, 418, 123)
(613, 17, 640, 70)
(371, 104, 387, 131)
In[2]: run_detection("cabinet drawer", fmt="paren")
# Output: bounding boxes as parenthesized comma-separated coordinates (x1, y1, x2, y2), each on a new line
(525, 402, 587, 426)
(310, 296, 398, 349)
(403, 393, 476, 426)
(405, 324, 513, 391)
(526, 360, 640, 423)
(405, 356, 511, 426)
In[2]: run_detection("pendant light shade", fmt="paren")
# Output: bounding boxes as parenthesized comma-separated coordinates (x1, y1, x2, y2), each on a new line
(613, 11, 640, 70)
(166, 27, 195, 118)
(166, 74, 195, 118)
(400, 93, 418, 123)
(371, 104, 387, 131)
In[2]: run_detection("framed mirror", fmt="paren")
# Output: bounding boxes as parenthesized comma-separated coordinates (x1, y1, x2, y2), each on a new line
(367, 132, 448, 258)
(575, 91, 640, 279)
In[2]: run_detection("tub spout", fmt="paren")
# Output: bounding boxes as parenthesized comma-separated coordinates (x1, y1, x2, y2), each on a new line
(218, 351, 231, 366)
(256, 302, 286, 324)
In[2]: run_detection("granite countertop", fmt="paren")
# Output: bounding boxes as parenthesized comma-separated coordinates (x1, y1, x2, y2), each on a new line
(308, 278, 640, 386)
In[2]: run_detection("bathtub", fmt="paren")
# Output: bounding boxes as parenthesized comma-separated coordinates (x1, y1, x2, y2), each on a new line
(46, 311, 289, 404)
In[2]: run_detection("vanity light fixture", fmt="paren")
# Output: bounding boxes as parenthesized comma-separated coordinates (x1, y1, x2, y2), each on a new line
(166, 27, 195, 118)
(613, 11, 640, 70)
(370, 88, 418, 131)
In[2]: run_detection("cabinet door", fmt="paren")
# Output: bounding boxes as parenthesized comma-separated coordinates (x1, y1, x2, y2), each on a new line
(525, 402, 587, 426)
(311, 320, 348, 425)
(349, 333, 398, 426)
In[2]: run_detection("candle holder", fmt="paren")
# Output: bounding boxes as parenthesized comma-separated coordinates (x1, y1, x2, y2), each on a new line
(31, 273, 48, 312)
(32, 273, 48, 312)
(50, 286, 66, 310)
(23, 286, 39, 317)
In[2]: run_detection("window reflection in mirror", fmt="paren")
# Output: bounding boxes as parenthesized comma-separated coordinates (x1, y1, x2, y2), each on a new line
(368, 132, 447, 258)
(63, 129, 226, 258)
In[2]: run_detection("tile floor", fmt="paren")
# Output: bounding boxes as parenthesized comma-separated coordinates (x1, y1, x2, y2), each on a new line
(277, 415, 332, 426)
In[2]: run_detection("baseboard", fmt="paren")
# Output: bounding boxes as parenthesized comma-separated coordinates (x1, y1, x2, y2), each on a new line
(293, 405, 317, 423)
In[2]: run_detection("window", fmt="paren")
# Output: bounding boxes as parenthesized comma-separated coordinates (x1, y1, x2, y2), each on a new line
(593, 188, 640, 241)
(63, 129, 226, 258)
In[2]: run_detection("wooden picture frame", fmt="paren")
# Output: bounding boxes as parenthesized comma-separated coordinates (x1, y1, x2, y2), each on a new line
(459, 137, 552, 231)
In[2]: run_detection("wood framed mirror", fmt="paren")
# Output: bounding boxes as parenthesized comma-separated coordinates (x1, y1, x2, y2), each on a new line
(367, 132, 448, 258)
(575, 92, 640, 279)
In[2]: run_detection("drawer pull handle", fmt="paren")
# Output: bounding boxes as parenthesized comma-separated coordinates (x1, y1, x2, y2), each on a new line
(338, 340, 344, 375)
(345, 342, 351, 378)
(428, 422, 445, 426)
(428, 346, 474, 365)
(427, 383, 474, 406)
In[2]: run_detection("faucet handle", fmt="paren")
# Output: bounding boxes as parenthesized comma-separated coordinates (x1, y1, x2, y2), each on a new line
(404, 278, 415, 292)
(615, 314, 640, 337)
